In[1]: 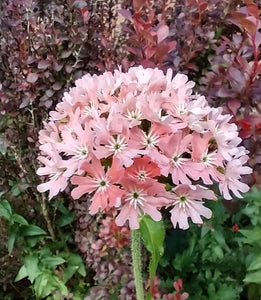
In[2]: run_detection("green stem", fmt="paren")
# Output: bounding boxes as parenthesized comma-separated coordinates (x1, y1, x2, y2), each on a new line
(131, 229, 145, 300)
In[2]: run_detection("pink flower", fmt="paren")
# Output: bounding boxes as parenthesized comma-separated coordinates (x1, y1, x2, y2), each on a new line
(93, 121, 144, 167)
(124, 155, 161, 183)
(115, 179, 167, 230)
(71, 157, 125, 214)
(219, 155, 252, 200)
(36, 144, 72, 199)
(166, 184, 217, 230)
(36, 66, 252, 231)
(158, 132, 203, 184)
(129, 123, 169, 151)
(191, 132, 224, 184)
(38, 121, 60, 145)
(49, 92, 73, 121)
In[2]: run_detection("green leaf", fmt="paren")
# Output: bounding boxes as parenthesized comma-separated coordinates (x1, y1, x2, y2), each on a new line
(11, 184, 21, 196)
(22, 225, 47, 236)
(7, 224, 19, 253)
(248, 255, 261, 271)
(15, 265, 28, 282)
(145, 292, 153, 300)
(77, 263, 87, 277)
(0, 135, 7, 156)
(0, 191, 6, 199)
(57, 211, 74, 227)
(239, 228, 261, 246)
(139, 215, 165, 281)
(12, 214, 29, 225)
(212, 245, 224, 260)
(34, 272, 68, 298)
(41, 256, 65, 269)
(56, 202, 69, 215)
(62, 265, 78, 283)
(213, 229, 229, 250)
(25, 235, 46, 247)
(66, 253, 86, 276)
(34, 273, 49, 298)
(24, 254, 40, 283)
(0, 199, 12, 221)
(244, 271, 261, 284)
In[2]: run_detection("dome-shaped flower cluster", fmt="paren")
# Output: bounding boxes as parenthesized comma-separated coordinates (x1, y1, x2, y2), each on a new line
(37, 66, 252, 230)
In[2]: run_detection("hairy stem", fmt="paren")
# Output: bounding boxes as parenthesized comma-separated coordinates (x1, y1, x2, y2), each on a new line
(39, 194, 56, 241)
(131, 229, 145, 300)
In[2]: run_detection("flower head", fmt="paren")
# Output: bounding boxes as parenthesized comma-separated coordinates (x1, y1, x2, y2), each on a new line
(37, 66, 251, 230)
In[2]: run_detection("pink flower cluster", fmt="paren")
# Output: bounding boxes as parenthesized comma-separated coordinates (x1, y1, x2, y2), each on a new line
(37, 66, 252, 230)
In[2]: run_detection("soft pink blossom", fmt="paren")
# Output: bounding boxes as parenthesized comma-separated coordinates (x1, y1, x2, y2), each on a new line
(166, 185, 217, 230)
(36, 66, 252, 231)
(191, 132, 224, 184)
(124, 155, 161, 184)
(158, 132, 203, 184)
(71, 157, 125, 214)
(36, 144, 72, 199)
(219, 155, 252, 200)
(115, 179, 167, 230)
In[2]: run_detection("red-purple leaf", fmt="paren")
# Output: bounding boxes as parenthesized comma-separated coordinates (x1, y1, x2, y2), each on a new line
(157, 25, 169, 44)
(26, 73, 38, 83)
(52, 82, 62, 91)
(117, 9, 133, 21)
(230, 11, 246, 21)
(246, 3, 259, 19)
(61, 50, 72, 58)
(228, 99, 241, 115)
(45, 89, 54, 97)
(154, 44, 169, 62)
(199, 2, 208, 13)
(167, 41, 177, 53)
(53, 62, 63, 72)
(38, 60, 51, 70)
(240, 18, 256, 35)
(133, 0, 146, 11)
(73, 1, 87, 9)
(145, 47, 156, 60)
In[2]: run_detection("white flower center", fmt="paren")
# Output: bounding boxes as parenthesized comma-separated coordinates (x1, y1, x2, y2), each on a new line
(75, 145, 89, 160)
(171, 154, 185, 167)
(126, 189, 146, 209)
(125, 108, 142, 121)
(143, 131, 160, 148)
(84, 103, 96, 116)
(201, 152, 217, 166)
(97, 178, 109, 192)
(106, 135, 127, 154)
(173, 194, 193, 210)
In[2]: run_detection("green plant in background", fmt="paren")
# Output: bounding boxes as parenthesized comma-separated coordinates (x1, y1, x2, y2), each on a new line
(236, 188, 261, 299)
(156, 188, 261, 300)
(0, 199, 87, 299)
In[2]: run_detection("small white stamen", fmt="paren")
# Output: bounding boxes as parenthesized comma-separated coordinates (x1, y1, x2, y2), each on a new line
(171, 154, 186, 167)
(74, 145, 89, 160)
(125, 108, 142, 121)
(97, 177, 109, 192)
(106, 135, 127, 154)
(126, 189, 146, 210)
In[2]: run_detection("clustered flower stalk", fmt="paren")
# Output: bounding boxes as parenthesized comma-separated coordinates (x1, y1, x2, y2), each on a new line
(36, 66, 252, 296)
